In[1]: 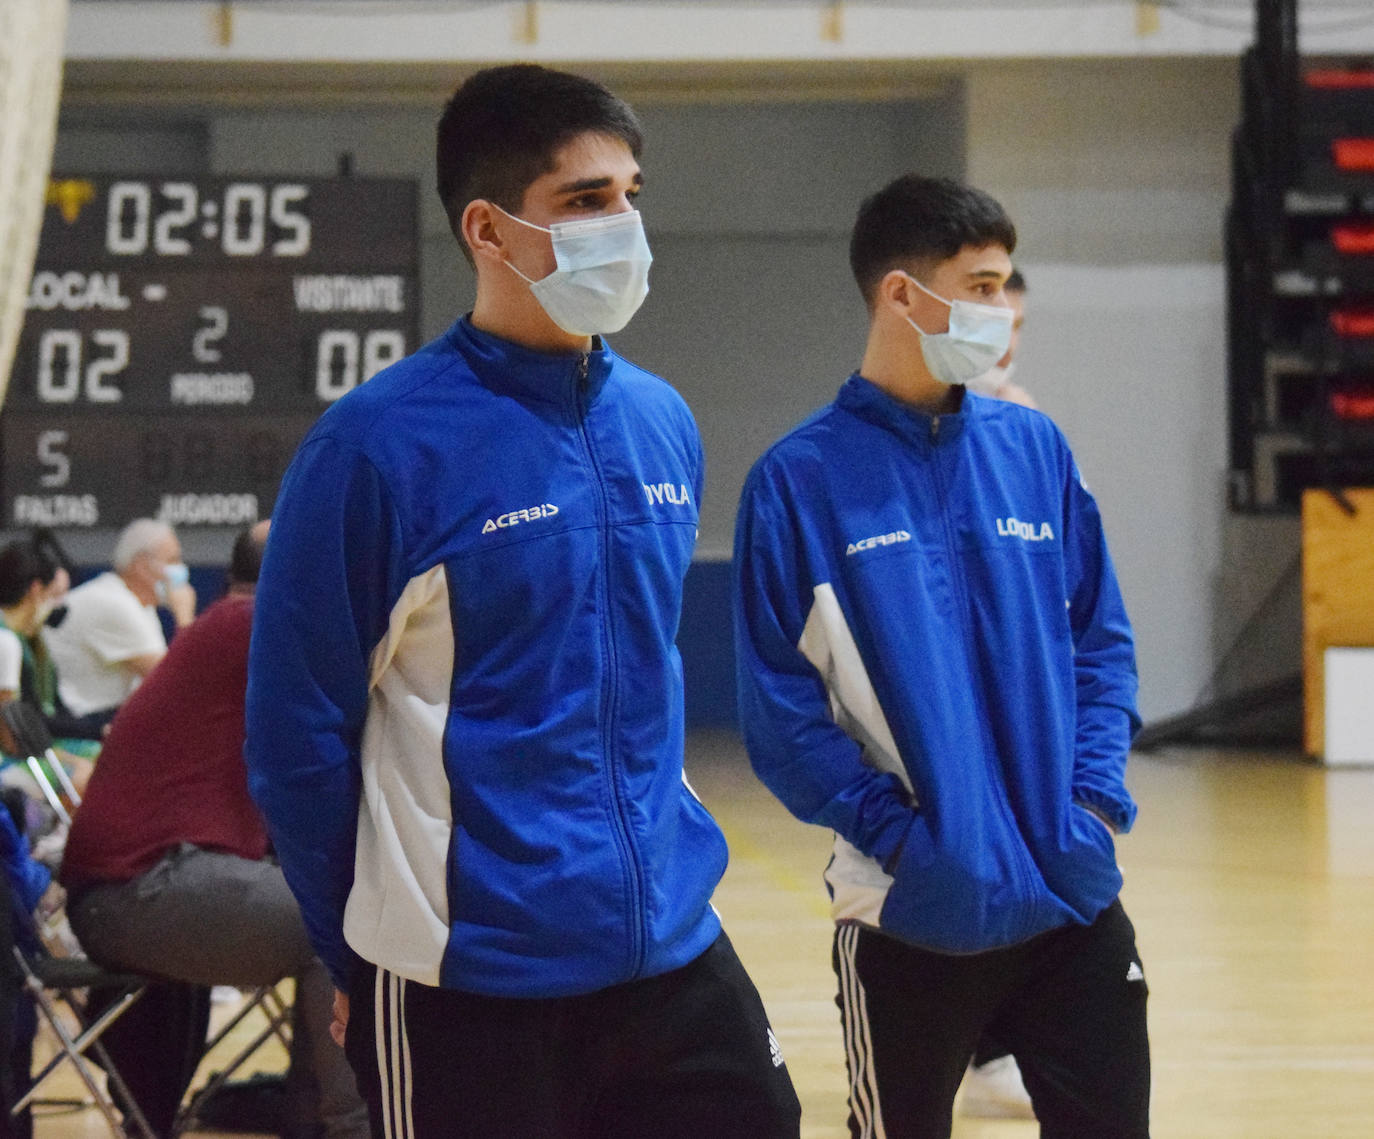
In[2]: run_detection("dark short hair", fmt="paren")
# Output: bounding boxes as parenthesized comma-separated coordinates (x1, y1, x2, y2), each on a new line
(1006, 268, 1027, 293)
(436, 64, 643, 262)
(228, 525, 268, 587)
(849, 175, 1017, 306)
(0, 538, 62, 607)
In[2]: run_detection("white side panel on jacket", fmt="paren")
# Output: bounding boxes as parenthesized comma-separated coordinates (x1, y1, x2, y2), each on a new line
(344, 564, 456, 985)
(798, 581, 910, 929)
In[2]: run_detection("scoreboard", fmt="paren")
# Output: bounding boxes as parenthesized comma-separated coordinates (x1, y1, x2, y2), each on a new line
(2, 175, 420, 528)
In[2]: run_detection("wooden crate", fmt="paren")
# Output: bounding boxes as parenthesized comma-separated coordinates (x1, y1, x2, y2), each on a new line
(1302, 488, 1374, 757)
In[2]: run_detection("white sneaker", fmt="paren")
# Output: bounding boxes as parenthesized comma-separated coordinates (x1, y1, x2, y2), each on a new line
(959, 1054, 1036, 1120)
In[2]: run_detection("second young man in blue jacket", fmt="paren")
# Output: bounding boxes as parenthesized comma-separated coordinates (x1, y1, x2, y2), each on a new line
(734, 175, 1151, 1139)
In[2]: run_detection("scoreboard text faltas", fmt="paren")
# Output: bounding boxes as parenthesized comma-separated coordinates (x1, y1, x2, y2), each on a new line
(2, 175, 420, 528)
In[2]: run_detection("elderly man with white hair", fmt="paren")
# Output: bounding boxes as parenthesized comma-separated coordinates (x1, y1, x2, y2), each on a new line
(44, 518, 197, 731)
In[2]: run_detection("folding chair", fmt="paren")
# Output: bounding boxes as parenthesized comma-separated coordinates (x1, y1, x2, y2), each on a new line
(0, 700, 82, 826)
(173, 983, 293, 1136)
(12, 950, 158, 1139)
(17, 963, 294, 1139)
(0, 699, 155, 1138)
(0, 699, 297, 1137)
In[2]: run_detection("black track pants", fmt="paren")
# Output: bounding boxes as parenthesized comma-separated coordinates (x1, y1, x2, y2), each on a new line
(345, 931, 801, 1139)
(833, 899, 1151, 1139)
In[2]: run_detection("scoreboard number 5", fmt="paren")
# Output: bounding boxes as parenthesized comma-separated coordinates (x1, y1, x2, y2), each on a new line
(38, 430, 71, 488)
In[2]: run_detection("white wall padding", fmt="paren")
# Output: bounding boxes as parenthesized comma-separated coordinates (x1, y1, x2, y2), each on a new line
(0, 0, 68, 409)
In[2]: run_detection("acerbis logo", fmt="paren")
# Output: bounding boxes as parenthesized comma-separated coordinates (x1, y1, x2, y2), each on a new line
(481, 503, 559, 534)
(846, 530, 910, 556)
(996, 516, 1055, 542)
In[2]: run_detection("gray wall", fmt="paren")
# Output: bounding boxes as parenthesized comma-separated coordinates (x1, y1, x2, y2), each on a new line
(965, 59, 1300, 722)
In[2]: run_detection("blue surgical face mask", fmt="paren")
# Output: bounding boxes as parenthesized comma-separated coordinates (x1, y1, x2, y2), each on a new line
(154, 561, 189, 604)
(902, 273, 1014, 387)
(495, 205, 652, 336)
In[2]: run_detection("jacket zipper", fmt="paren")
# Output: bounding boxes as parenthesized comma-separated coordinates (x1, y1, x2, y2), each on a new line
(926, 421, 1035, 909)
(573, 353, 645, 977)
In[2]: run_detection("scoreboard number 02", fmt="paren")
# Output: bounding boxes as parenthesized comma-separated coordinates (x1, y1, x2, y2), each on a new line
(35, 328, 129, 403)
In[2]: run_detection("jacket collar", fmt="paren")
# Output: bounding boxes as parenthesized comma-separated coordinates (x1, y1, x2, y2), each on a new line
(447, 316, 613, 409)
(837, 373, 971, 447)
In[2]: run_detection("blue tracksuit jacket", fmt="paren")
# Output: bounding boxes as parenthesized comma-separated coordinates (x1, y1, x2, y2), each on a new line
(245, 317, 727, 997)
(734, 375, 1139, 954)
(0, 806, 49, 954)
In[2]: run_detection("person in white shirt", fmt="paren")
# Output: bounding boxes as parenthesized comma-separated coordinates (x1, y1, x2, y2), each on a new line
(0, 633, 20, 707)
(43, 519, 196, 728)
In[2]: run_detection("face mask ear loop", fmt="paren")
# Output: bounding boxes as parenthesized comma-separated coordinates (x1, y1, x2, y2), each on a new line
(488, 201, 553, 286)
(504, 260, 540, 286)
(902, 270, 950, 302)
(900, 271, 950, 336)
(487, 201, 551, 234)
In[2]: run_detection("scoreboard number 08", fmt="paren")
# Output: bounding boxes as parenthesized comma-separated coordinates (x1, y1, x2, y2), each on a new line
(316, 329, 406, 401)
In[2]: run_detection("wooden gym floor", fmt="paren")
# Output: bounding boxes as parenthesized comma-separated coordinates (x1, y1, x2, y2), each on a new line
(33, 734, 1374, 1138)
(694, 733, 1374, 1139)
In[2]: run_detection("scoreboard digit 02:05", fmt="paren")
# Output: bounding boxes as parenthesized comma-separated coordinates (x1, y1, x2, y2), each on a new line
(2, 174, 420, 529)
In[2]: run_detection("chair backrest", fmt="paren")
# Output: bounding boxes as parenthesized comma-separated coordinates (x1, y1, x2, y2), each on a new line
(0, 700, 54, 756)
(0, 698, 81, 825)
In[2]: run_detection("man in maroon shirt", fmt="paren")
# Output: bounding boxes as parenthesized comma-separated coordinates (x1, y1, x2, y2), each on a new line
(61, 522, 367, 1139)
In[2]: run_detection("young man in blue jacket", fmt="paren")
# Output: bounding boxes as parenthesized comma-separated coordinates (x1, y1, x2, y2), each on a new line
(733, 175, 1150, 1139)
(245, 65, 799, 1139)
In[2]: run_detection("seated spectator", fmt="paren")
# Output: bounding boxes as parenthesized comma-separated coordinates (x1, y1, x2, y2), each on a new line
(0, 536, 69, 709)
(0, 536, 94, 794)
(42, 519, 196, 733)
(59, 522, 367, 1139)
